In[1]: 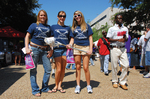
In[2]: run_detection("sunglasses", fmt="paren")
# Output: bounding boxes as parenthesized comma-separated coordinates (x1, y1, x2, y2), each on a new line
(58, 15, 66, 18)
(74, 14, 81, 18)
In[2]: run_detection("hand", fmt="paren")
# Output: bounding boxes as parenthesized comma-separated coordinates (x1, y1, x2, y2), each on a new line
(86, 50, 92, 55)
(118, 38, 126, 42)
(47, 50, 53, 58)
(118, 34, 126, 42)
(26, 48, 32, 54)
(66, 44, 72, 49)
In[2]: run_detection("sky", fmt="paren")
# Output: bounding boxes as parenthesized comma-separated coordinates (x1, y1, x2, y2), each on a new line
(33, 0, 112, 26)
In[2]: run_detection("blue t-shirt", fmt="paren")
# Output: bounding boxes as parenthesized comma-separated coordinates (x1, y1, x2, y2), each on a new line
(51, 24, 74, 49)
(27, 23, 51, 46)
(73, 24, 93, 46)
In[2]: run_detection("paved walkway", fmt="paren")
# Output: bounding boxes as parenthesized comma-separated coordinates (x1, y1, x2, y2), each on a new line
(0, 58, 150, 99)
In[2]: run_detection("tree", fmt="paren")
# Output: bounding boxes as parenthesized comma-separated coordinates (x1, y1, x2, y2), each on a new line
(110, 0, 150, 33)
(92, 23, 110, 42)
(0, 0, 41, 33)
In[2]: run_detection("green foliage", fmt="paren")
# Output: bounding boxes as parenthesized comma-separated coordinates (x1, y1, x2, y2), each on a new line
(92, 23, 110, 42)
(110, 0, 150, 32)
(0, 0, 41, 32)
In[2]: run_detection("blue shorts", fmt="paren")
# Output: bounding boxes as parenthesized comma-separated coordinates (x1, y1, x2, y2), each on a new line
(145, 51, 150, 66)
(53, 48, 67, 58)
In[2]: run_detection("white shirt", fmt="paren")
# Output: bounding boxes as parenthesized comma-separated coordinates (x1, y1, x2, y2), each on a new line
(106, 24, 129, 46)
(144, 31, 150, 51)
(137, 35, 146, 54)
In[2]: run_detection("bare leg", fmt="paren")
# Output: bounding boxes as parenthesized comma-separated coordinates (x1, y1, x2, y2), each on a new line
(120, 67, 122, 72)
(53, 57, 62, 91)
(132, 66, 136, 70)
(74, 55, 81, 86)
(15, 55, 17, 65)
(82, 55, 90, 86)
(58, 56, 66, 90)
(18, 55, 21, 65)
(145, 66, 148, 72)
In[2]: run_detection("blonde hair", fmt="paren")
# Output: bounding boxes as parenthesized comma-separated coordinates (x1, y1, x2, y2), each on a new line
(36, 10, 48, 25)
(71, 11, 87, 32)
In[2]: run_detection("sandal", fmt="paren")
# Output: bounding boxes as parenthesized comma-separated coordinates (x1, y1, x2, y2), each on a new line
(33, 93, 41, 97)
(52, 88, 57, 93)
(58, 89, 66, 93)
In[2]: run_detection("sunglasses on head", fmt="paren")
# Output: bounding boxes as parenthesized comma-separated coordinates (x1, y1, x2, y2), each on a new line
(74, 14, 81, 18)
(58, 15, 66, 18)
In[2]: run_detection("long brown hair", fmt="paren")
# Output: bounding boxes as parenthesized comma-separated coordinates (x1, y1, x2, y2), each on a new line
(36, 10, 48, 25)
(71, 11, 87, 32)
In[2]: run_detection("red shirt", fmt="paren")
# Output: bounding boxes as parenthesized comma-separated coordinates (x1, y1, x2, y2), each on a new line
(97, 37, 110, 55)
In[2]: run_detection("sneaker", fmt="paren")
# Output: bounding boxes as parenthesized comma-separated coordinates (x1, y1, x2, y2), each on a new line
(51, 73, 55, 79)
(104, 72, 109, 76)
(75, 85, 80, 94)
(143, 73, 150, 78)
(100, 70, 104, 72)
(91, 64, 95, 66)
(87, 85, 93, 93)
(143, 71, 148, 76)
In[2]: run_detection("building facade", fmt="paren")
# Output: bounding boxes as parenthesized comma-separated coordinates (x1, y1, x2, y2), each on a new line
(89, 7, 124, 30)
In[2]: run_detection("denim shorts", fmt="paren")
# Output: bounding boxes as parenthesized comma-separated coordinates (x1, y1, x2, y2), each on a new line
(145, 51, 150, 66)
(53, 48, 67, 58)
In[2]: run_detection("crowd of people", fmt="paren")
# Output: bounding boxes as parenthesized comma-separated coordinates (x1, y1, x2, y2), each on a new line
(24, 10, 150, 97)
(96, 15, 150, 88)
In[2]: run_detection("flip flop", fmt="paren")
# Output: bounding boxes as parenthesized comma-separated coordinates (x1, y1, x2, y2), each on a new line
(52, 88, 57, 93)
(58, 89, 66, 93)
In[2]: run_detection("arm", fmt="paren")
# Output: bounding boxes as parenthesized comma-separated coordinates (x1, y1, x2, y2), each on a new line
(47, 49, 53, 58)
(25, 32, 32, 54)
(107, 35, 127, 43)
(87, 35, 93, 55)
(47, 36, 54, 58)
(97, 39, 100, 54)
(144, 38, 148, 42)
(66, 37, 74, 49)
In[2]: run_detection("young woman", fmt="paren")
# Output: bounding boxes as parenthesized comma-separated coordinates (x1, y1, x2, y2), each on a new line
(25, 10, 53, 97)
(72, 11, 93, 94)
(51, 11, 74, 93)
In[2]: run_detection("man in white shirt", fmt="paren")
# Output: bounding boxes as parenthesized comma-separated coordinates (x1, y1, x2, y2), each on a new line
(144, 24, 150, 78)
(137, 31, 148, 76)
(106, 14, 129, 90)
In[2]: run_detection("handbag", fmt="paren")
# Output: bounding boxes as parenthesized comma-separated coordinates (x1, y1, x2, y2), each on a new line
(66, 49, 75, 64)
(25, 54, 35, 70)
